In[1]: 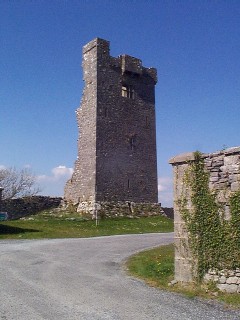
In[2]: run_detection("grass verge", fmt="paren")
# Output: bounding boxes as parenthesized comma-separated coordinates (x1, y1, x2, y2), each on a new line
(0, 211, 173, 239)
(126, 244, 240, 309)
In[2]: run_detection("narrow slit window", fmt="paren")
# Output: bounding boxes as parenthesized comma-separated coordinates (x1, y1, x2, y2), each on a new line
(122, 85, 134, 99)
(146, 116, 149, 128)
(127, 179, 130, 189)
(130, 137, 135, 150)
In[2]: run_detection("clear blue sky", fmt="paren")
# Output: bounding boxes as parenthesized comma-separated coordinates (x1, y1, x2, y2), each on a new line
(1, 0, 240, 206)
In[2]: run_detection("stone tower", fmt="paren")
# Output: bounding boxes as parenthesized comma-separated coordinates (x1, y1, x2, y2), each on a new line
(65, 38, 159, 214)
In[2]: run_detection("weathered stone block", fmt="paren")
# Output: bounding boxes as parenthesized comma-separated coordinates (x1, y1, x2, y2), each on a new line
(219, 276, 226, 284)
(210, 177, 219, 182)
(224, 154, 240, 165)
(226, 276, 239, 284)
(210, 172, 219, 177)
(175, 258, 193, 283)
(217, 283, 239, 293)
(216, 283, 228, 292)
(231, 182, 240, 192)
(225, 284, 238, 293)
(229, 174, 239, 183)
(212, 160, 224, 167)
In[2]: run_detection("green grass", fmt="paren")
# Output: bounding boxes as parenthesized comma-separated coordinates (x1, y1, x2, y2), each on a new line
(126, 244, 240, 309)
(126, 244, 174, 287)
(0, 210, 173, 239)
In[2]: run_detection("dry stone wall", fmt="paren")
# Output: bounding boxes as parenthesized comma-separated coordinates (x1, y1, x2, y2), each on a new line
(204, 268, 240, 294)
(2, 196, 62, 220)
(169, 146, 240, 293)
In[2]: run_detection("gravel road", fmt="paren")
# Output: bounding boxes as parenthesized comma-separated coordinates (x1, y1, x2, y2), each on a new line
(0, 233, 239, 320)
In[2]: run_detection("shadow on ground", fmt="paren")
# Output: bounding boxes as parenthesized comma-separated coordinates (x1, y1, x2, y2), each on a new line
(0, 224, 39, 235)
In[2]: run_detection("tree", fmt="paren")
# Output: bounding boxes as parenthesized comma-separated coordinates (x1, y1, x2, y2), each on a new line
(0, 167, 40, 200)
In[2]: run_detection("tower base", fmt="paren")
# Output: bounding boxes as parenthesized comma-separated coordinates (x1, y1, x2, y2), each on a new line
(75, 201, 165, 219)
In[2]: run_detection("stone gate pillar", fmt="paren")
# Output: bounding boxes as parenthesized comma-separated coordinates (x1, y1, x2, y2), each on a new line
(169, 147, 240, 285)
(169, 153, 195, 282)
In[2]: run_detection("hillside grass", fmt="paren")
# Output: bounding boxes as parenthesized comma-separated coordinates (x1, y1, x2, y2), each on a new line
(126, 244, 240, 309)
(0, 210, 173, 239)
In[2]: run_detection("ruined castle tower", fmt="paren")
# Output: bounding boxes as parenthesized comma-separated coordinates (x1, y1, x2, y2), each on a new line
(64, 38, 158, 213)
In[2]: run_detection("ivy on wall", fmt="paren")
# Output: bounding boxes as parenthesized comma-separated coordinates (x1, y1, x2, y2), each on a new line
(179, 152, 240, 282)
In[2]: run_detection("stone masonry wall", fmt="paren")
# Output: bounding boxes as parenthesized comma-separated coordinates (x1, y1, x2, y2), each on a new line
(76, 201, 165, 218)
(169, 147, 240, 293)
(204, 268, 240, 294)
(65, 38, 159, 214)
(64, 39, 99, 205)
(1, 196, 62, 220)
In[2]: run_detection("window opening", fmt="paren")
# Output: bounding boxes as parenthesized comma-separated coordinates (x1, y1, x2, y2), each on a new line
(122, 85, 134, 99)
(146, 116, 149, 128)
(127, 179, 130, 189)
(130, 137, 135, 150)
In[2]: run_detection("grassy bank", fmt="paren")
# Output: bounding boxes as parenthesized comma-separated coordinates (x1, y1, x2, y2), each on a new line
(0, 211, 173, 239)
(126, 244, 240, 309)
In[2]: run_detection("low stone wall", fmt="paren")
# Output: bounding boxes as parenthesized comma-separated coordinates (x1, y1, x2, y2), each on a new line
(162, 207, 174, 219)
(204, 269, 240, 294)
(2, 196, 62, 220)
(169, 146, 240, 292)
